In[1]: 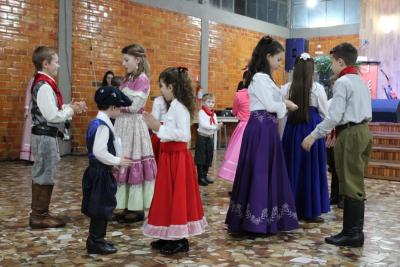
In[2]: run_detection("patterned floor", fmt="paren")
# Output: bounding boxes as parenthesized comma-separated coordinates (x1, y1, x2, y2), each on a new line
(1, 151, 400, 266)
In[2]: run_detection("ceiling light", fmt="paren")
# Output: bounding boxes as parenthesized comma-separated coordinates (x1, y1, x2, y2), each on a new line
(306, 0, 317, 8)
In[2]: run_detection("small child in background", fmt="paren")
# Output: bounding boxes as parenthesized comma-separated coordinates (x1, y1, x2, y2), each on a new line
(150, 95, 169, 163)
(142, 67, 207, 255)
(194, 93, 222, 186)
(81, 86, 133, 255)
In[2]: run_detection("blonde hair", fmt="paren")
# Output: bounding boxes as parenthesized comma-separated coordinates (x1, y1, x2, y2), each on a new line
(32, 46, 56, 71)
(121, 44, 150, 79)
(202, 93, 215, 102)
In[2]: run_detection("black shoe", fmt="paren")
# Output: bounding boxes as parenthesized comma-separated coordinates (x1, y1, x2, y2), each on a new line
(204, 176, 214, 184)
(86, 238, 118, 254)
(330, 195, 339, 205)
(325, 231, 364, 247)
(338, 198, 344, 209)
(117, 210, 145, 223)
(160, 239, 189, 255)
(198, 177, 208, 186)
(150, 239, 168, 250)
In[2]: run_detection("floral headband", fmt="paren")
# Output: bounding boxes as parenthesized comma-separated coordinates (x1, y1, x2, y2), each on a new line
(299, 53, 311, 61)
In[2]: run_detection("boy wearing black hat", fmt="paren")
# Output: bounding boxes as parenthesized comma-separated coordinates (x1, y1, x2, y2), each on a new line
(81, 86, 133, 255)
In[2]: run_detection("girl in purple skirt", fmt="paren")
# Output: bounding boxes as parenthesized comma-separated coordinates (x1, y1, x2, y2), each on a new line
(225, 36, 299, 234)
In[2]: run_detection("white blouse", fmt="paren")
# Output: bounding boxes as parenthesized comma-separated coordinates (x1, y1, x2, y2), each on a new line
(248, 73, 287, 119)
(156, 99, 191, 142)
(281, 82, 328, 119)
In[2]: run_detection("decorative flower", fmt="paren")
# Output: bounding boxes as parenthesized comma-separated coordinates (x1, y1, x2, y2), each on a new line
(300, 52, 311, 61)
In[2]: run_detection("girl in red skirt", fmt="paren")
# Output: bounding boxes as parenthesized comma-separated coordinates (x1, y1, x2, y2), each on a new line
(142, 67, 207, 255)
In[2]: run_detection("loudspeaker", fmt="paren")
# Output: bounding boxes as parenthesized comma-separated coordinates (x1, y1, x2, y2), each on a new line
(285, 38, 309, 71)
(371, 99, 400, 122)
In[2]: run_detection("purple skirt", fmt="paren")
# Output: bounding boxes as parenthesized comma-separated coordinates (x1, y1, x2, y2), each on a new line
(225, 110, 299, 234)
(282, 107, 330, 219)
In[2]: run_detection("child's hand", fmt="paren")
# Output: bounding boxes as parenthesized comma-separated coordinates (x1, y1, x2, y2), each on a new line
(119, 157, 133, 167)
(77, 101, 88, 113)
(143, 111, 161, 131)
(302, 134, 316, 151)
(325, 131, 336, 148)
(24, 109, 29, 119)
(217, 122, 223, 130)
(284, 100, 298, 111)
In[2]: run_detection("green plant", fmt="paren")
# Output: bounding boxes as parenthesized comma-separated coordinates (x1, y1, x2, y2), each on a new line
(314, 55, 331, 76)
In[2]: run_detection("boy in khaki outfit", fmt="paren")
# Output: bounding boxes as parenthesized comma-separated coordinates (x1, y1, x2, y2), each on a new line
(302, 43, 372, 247)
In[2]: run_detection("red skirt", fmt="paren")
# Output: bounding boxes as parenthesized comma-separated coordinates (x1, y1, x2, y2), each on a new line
(150, 132, 161, 164)
(143, 142, 207, 239)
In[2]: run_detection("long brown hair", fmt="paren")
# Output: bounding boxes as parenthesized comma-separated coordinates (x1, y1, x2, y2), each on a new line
(159, 67, 195, 118)
(121, 44, 150, 79)
(288, 56, 314, 124)
(244, 36, 284, 88)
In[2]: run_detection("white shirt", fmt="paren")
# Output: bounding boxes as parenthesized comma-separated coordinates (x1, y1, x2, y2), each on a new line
(311, 74, 372, 139)
(197, 109, 218, 136)
(92, 111, 122, 166)
(157, 99, 191, 142)
(36, 72, 73, 123)
(281, 82, 328, 119)
(151, 96, 168, 122)
(248, 73, 287, 119)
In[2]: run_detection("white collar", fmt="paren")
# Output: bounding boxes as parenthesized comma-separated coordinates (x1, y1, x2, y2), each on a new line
(37, 71, 56, 83)
(96, 111, 115, 135)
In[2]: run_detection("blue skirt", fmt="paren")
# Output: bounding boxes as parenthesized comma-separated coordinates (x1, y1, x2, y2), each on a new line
(81, 162, 117, 220)
(282, 107, 330, 219)
(225, 110, 299, 234)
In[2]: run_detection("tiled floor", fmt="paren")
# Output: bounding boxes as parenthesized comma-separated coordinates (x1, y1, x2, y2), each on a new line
(1, 152, 400, 266)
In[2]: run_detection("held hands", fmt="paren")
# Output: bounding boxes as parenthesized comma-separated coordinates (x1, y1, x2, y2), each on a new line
(142, 111, 161, 131)
(284, 100, 298, 111)
(70, 99, 88, 114)
(302, 134, 316, 151)
(325, 131, 336, 148)
(119, 157, 134, 167)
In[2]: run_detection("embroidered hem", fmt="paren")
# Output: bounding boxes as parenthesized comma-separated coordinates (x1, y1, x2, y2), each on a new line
(229, 201, 298, 225)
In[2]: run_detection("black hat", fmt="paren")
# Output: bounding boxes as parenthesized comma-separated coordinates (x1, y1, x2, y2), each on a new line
(95, 86, 132, 107)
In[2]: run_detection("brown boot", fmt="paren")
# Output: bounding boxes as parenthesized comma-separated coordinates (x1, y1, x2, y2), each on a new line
(29, 183, 66, 229)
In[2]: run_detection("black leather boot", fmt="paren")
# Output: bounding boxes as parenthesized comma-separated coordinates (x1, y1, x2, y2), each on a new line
(325, 198, 364, 247)
(203, 166, 214, 184)
(87, 219, 117, 254)
(197, 165, 208, 186)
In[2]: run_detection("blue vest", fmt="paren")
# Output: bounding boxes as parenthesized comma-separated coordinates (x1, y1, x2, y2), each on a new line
(86, 119, 116, 167)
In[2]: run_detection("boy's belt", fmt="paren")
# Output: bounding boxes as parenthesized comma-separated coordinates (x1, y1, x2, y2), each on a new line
(198, 132, 214, 138)
(336, 120, 368, 136)
(32, 125, 63, 138)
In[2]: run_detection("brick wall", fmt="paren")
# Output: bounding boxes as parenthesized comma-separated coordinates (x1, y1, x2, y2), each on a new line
(308, 34, 360, 57)
(71, 0, 201, 152)
(208, 21, 287, 109)
(0, 0, 360, 159)
(0, 0, 59, 159)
